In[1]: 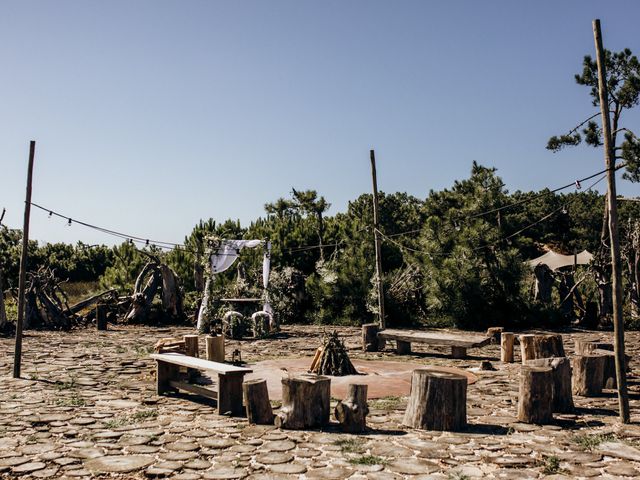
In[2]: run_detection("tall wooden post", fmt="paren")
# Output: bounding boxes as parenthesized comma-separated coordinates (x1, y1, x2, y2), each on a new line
(593, 19, 630, 423)
(370, 150, 385, 329)
(13, 141, 36, 379)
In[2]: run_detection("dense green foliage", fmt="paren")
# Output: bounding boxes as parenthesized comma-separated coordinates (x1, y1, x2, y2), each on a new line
(1, 165, 639, 330)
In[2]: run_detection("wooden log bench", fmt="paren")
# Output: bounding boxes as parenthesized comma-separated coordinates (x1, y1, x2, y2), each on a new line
(151, 352, 252, 416)
(377, 329, 492, 359)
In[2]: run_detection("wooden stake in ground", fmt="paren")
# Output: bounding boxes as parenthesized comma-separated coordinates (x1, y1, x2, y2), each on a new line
(592, 18, 630, 423)
(13, 141, 35, 379)
(370, 150, 385, 329)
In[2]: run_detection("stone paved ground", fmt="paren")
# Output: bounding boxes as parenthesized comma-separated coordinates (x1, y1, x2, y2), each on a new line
(2, 325, 640, 479)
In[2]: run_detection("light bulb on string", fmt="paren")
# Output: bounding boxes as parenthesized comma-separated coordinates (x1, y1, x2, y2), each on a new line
(48, 211, 53, 218)
(67, 218, 72, 226)
(145, 239, 150, 247)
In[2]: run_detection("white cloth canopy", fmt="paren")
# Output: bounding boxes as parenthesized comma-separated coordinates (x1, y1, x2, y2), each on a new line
(526, 249, 593, 271)
(197, 239, 272, 330)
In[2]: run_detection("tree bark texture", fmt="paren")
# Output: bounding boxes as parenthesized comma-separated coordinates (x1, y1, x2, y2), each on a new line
(524, 357, 574, 413)
(517, 366, 554, 424)
(403, 370, 467, 431)
(572, 354, 605, 396)
(519, 334, 565, 363)
(501, 332, 515, 363)
(335, 383, 369, 433)
(274, 374, 331, 430)
(205, 334, 225, 362)
(243, 379, 274, 425)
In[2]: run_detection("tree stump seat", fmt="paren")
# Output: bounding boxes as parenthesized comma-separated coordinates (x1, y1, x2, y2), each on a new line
(517, 365, 554, 424)
(275, 374, 331, 430)
(403, 369, 467, 431)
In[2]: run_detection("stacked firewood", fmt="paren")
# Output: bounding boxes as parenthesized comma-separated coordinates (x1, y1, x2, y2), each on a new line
(309, 330, 358, 376)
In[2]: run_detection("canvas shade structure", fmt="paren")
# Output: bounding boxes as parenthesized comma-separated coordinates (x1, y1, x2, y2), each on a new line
(526, 250, 593, 271)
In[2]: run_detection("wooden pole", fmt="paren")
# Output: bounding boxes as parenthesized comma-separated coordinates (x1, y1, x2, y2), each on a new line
(13, 140, 36, 379)
(592, 19, 630, 423)
(370, 149, 385, 329)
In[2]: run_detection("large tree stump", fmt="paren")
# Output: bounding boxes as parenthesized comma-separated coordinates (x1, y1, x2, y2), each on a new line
(96, 303, 108, 331)
(243, 379, 274, 425)
(362, 323, 379, 352)
(517, 366, 554, 424)
(519, 334, 565, 363)
(205, 334, 225, 362)
(335, 384, 369, 433)
(274, 374, 331, 430)
(501, 332, 515, 363)
(403, 370, 467, 431)
(524, 357, 574, 413)
(572, 354, 605, 396)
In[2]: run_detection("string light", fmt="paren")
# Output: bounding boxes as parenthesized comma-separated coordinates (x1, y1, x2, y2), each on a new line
(67, 218, 72, 226)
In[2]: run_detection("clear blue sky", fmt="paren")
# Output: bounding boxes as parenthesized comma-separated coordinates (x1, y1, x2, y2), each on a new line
(1, 1, 639, 246)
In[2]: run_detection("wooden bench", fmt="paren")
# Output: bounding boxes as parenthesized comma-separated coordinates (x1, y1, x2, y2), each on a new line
(151, 353, 252, 416)
(377, 329, 492, 359)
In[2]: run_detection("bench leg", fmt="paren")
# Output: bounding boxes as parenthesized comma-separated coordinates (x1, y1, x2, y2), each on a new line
(396, 340, 411, 355)
(157, 360, 179, 395)
(451, 346, 467, 359)
(218, 373, 245, 416)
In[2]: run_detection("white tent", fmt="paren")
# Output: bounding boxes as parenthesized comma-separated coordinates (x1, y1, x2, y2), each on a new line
(526, 249, 593, 271)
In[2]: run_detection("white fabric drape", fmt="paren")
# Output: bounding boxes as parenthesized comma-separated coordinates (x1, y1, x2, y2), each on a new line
(196, 239, 271, 331)
(262, 241, 272, 315)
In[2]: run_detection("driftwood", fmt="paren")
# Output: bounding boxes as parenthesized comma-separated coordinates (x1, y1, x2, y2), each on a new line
(125, 258, 184, 323)
(23, 267, 78, 330)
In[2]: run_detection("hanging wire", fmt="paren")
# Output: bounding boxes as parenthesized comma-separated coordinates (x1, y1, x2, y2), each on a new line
(378, 173, 608, 259)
